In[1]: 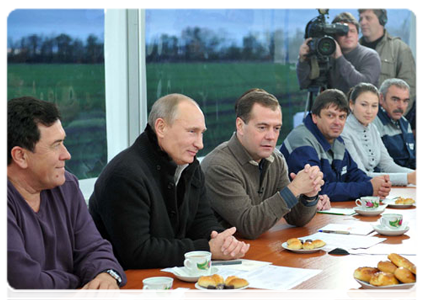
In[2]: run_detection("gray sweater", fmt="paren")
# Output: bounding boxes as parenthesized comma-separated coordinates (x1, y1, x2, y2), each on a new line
(341, 114, 413, 186)
(201, 134, 317, 240)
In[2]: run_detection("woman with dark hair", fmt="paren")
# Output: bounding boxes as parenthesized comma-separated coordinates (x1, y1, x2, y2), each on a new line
(341, 83, 415, 186)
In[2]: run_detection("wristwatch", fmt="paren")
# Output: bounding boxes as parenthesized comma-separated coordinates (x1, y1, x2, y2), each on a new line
(105, 269, 122, 285)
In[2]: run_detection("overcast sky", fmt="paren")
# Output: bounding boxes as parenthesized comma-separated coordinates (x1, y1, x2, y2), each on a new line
(7, 8, 412, 45)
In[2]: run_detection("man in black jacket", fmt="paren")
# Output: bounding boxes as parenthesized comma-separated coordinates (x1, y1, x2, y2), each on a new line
(89, 94, 250, 269)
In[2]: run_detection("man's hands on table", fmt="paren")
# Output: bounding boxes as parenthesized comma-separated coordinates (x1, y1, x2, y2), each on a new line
(209, 227, 250, 260)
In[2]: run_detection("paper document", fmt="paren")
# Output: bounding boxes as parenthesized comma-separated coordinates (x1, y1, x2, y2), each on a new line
(317, 208, 356, 215)
(300, 232, 386, 250)
(216, 258, 272, 272)
(217, 264, 321, 290)
(318, 223, 374, 235)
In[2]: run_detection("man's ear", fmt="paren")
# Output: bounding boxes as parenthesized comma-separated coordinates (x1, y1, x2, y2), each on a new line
(379, 94, 384, 106)
(154, 118, 167, 138)
(235, 117, 244, 135)
(311, 113, 318, 124)
(10, 146, 28, 169)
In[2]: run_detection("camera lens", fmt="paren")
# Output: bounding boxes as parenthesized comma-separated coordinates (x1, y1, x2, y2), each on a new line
(317, 36, 336, 56)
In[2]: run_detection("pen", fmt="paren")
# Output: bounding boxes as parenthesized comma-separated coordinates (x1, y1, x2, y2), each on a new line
(212, 260, 242, 266)
(319, 230, 350, 235)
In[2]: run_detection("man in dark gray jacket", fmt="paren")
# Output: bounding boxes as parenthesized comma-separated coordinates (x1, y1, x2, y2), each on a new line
(201, 89, 327, 240)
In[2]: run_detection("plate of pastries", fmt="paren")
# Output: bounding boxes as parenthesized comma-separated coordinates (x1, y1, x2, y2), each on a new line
(383, 197, 416, 208)
(196, 274, 249, 290)
(353, 253, 416, 289)
(335, 289, 420, 300)
(282, 237, 326, 254)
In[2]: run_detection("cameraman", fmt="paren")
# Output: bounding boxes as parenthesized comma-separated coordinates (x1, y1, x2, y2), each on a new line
(297, 12, 381, 95)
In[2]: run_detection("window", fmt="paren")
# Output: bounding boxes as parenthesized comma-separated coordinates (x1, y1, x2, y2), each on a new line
(7, 9, 107, 181)
(144, 9, 415, 156)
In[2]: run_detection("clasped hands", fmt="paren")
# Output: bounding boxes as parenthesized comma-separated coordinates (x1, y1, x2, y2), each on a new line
(209, 227, 250, 260)
(288, 164, 324, 198)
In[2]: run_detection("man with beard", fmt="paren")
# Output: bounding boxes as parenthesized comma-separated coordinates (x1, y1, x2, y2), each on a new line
(280, 89, 391, 202)
(373, 79, 415, 169)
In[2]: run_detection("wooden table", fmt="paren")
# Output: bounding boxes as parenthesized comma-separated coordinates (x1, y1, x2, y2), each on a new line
(122, 187, 416, 291)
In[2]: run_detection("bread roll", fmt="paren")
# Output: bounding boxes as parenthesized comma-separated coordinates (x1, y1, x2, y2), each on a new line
(224, 275, 238, 286)
(302, 241, 314, 250)
(211, 274, 224, 286)
(225, 277, 249, 289)
(347, 289, 375, 300)
(388, 253, 416, 274)
(312, 239, 326, 248)
(377, 260, 398, 274)
(353, 267, 379, 282)
(369, 272, 399, 286)
(394, 267, 416, 283)
(287, 240, 302, 250)
(287, 238, 301, 245)
(410, 266, 420, 277)
(198, 276, 217, 288)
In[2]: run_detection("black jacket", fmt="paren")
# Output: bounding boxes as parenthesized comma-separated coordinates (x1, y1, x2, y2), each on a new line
(89, 125, 223, 269)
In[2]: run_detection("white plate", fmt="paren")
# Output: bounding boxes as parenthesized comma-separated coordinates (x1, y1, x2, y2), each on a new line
(195, 282, 249, 296)
(281, 242, 324, 254)
(382, 198, 415, 208)
(355, 278, 415, 289)
(172, 267, 219, 283)
(372, 224, 409, 236)
(353, 204, 387, 216)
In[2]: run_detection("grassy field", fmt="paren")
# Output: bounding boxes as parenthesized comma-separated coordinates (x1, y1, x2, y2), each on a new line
(8, 62, 308, 177)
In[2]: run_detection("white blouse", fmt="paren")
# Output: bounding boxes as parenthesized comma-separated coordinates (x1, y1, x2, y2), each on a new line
(341, 114, 413, 186)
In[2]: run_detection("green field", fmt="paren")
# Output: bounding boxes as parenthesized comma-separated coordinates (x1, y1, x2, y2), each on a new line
(8, 62, 308, 178)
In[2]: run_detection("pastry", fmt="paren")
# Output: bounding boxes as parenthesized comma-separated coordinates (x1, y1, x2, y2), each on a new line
(394, 267, 416, 283)
(369, 272, 399, 286)
(395, 197, 415, 205)
(410, 266, 420, 277)
(312, 239, 326, 248)
(302, 241, 314, 250)
(198, 275, 218, 289)
(225, 277, 249, 289)
(388, 253, 416, 274)
(377, 260, 398, 274)
(287, 240, 303, 250)
(353, 267, 379, 282)
(287, 238, 301, 244)
(347, 289, 375, 300)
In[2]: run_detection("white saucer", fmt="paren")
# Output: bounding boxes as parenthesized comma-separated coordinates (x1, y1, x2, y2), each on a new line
(168, 267, 219, 282)
(355, 278, 415, 289)
(372, 224, 409, 236)
(195, 282, 249, 296)
(354, 204, 387, 216)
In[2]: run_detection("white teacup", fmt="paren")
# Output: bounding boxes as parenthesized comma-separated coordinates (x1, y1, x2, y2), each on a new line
(380, 213, 404, 230)
(142, 276, 173, 290)
(183, 251, 212, 276)
(355, 196, 380, 210)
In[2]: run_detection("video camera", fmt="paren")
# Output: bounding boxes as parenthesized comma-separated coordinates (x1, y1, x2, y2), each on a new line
(305, 9, 349, 58)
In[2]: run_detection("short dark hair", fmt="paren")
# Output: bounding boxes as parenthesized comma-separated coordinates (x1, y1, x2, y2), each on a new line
(8, 96, 61, 165)
(332, 12, 360, 33)
(311, 89, 349, 116)
(347, 82, 380, 104)
(358, 9, 387, 26)
(235, 88, 281, 123)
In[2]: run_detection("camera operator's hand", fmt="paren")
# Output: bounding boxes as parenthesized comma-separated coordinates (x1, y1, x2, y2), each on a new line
(332, 39, 343, 59)
(298, 37, 312, 62)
